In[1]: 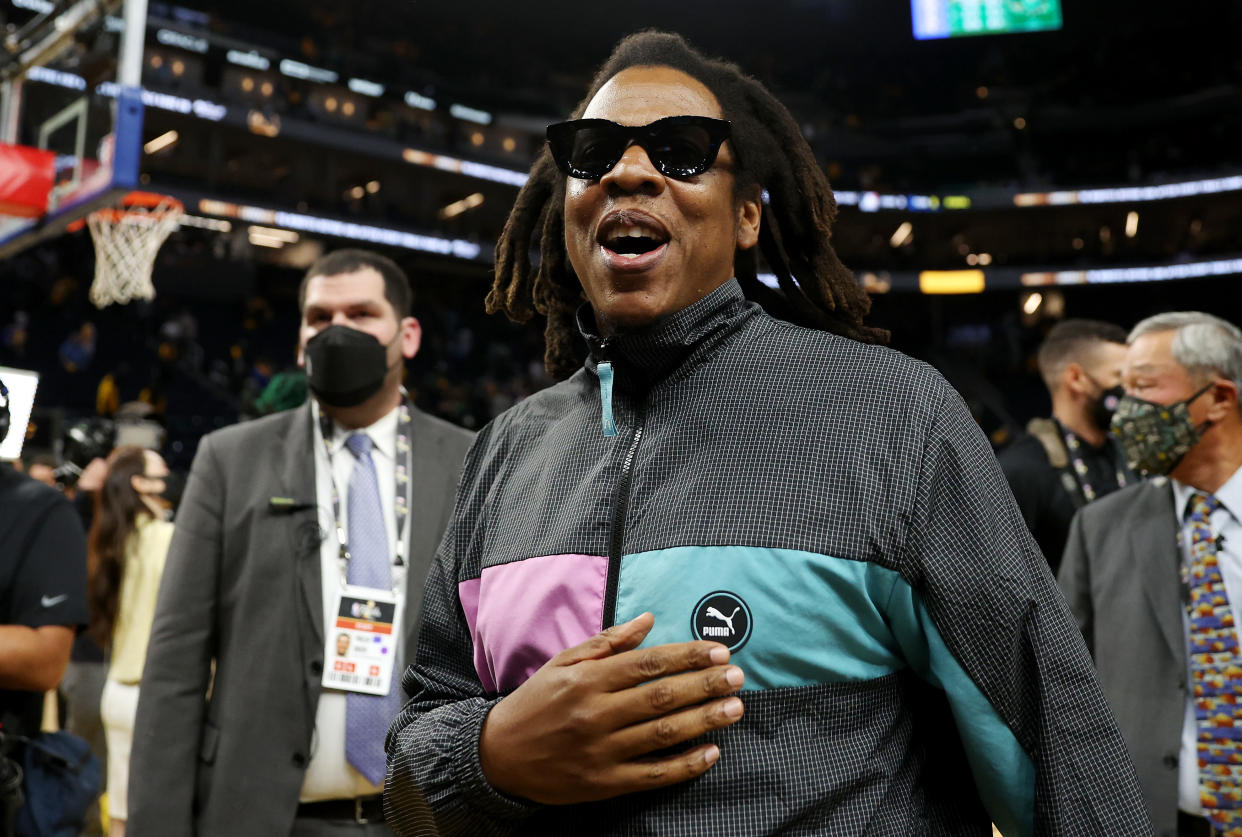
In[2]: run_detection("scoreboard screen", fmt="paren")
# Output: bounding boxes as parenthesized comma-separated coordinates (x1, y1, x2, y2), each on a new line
(912, 0, 1062, 40)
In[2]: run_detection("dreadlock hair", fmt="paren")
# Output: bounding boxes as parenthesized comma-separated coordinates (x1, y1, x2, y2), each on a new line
(490, 30, 887, 380)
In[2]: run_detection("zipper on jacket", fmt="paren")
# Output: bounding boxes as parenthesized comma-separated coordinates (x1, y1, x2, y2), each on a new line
(597, 361, 618, 437)
(602, 400, 647, 628)
(593, 337, 619, 437)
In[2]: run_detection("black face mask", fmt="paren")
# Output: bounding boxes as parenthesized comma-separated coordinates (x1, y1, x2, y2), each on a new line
(140, 473, 181, 520)
(304, 326, 394, 408)
(1089, 383, 1126, 434)
(158, 471, 184, 508)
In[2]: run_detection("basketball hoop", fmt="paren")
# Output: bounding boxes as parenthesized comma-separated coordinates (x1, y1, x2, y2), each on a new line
(86, 191, 183, 308)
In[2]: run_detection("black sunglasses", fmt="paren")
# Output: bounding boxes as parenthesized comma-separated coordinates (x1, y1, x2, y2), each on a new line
(546, 116, 732, 180)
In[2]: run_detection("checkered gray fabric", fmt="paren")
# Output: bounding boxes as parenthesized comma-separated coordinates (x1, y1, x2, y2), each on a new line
(385, 280, 1151, 835)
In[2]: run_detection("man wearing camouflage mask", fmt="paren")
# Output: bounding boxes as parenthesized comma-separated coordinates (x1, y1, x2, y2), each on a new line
(1060, 311, 1242, 837)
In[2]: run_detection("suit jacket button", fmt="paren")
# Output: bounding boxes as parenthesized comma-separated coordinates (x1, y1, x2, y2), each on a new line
(310, 660, 323, 675)
(1163, 754, 1178, 769)
(292, 753, 308, 768)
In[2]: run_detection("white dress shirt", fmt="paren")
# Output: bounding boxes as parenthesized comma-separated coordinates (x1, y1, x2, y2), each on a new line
(300, 402, 409, 802)
(1175, 466, 1242, 815)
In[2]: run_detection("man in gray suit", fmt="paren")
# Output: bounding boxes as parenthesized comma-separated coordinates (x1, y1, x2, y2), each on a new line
(1060, 311, 1242, 837)
(129, 250, 474, 836)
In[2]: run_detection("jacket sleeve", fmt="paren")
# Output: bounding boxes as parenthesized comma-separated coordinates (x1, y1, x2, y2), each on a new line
(899, 381, 1151, 836)
(997, 443, 1044, 539)
(127, 435, 223, 837)
(384, 424, 539, 836)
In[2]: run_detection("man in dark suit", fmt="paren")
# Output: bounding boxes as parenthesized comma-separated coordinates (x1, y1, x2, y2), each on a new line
(1060, 311, 1242, 837)
(129, 250, 474, 836)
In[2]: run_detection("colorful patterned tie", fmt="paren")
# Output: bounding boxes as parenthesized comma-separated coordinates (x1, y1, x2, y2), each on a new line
(1186, 491, 1242, 835)
(343, 433, 402, 786)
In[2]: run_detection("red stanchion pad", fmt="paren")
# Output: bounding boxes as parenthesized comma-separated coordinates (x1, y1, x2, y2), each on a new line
(0, 143, 55, 218)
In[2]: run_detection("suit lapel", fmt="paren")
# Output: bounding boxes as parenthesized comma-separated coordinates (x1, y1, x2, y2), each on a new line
(401, 407, 464, 655)
(402, 409, 440, 616)
(280, 403, 324, 648)
(1132, 479, 1184, 667)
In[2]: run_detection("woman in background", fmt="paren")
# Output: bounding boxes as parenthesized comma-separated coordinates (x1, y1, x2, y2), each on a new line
(88, 446, 173, 837)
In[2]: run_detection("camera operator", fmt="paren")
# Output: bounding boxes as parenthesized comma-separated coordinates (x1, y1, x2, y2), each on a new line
(55, 419, 116, 837)
(0, 377, 89, 831)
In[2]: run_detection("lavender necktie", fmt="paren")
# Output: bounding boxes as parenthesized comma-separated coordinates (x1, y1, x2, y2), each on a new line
(343, 432, 402, 785)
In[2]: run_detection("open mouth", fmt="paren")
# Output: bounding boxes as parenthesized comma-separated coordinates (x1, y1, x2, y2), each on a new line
(596, 211, 671, 267)
(603, 226, 667, 256)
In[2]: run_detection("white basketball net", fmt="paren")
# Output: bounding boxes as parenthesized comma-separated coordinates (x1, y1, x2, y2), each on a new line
(87, 196, 183, 307)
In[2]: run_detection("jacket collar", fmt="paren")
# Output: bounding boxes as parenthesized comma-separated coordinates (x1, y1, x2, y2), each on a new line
(578, 278, 755, 389)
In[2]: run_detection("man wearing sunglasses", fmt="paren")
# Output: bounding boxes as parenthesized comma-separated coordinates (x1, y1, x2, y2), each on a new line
(387, 31, 1148, 836)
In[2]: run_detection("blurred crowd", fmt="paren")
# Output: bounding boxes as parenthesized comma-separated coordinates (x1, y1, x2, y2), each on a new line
(0, 244, 550, 473)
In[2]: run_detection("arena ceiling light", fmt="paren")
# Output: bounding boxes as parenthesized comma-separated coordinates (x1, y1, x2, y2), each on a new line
(96, 81, 228, 121)
(247, 110, 280, 137)
(1125, 211, 1139, 238)
(247, 225, 299, 248)
(247, 231, 287, 248)
(156, 29, 208, 54)
(438, 192, 484, 219)
(918, 270, 985, 294)
(247, 225, 299, 243)
(404, 91, 436, 111)
(348, 78, 385, 98)
(1016, 175, 1242, 207)
(27, 65, 86, 90)
(194, 198, 484, 260)
(178, 215, 231, 232)
(400, 148, 528, 188)
(450, 104, 492, 125)
(889, 222, 913, 247)
(1021, 257, 1242, 286)
(227, 50, 270, 71)
(279, 59, 338, 84)
(143, 130, 179, 155)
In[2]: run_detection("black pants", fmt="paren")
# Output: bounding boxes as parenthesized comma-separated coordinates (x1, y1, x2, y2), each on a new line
(291, 818, 396, 836)
(1180, 811, 1218, 837)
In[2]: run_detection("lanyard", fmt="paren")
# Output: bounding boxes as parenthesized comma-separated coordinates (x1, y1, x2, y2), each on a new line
(315, 398, 413, 590)
(1056, 420, 1129, 504)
